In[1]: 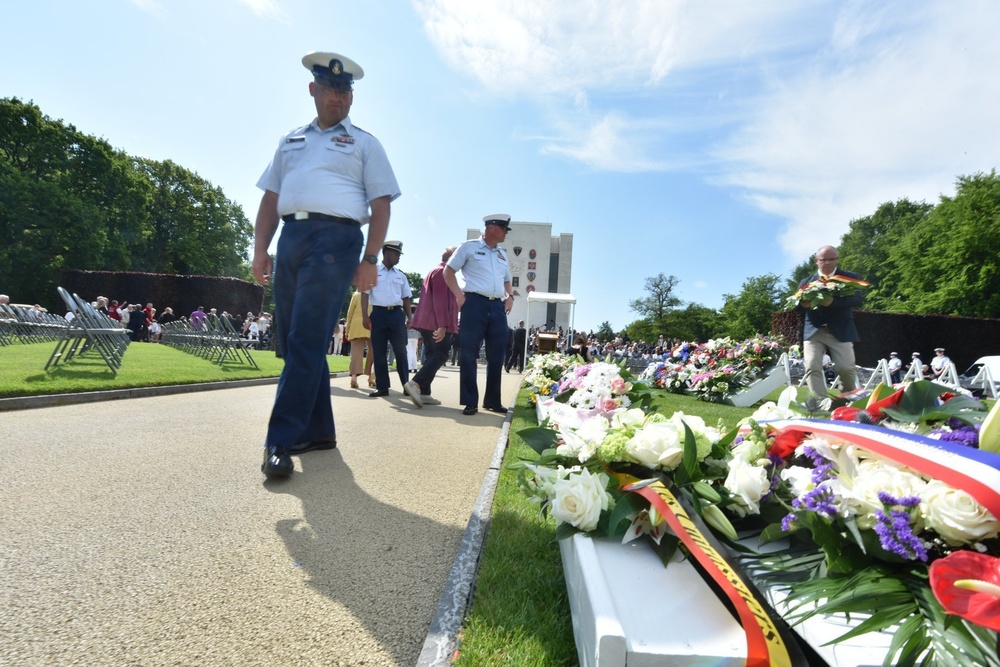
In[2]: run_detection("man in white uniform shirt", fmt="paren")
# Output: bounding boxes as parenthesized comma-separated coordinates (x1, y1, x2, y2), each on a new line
(930, 347, 951, 379)
(445, 214, 514, 416)
(252, 51, 400, 479)
(362, 241, 412, 397)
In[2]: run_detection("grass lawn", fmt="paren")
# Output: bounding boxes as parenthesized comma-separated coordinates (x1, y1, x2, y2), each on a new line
(0, 341, 350, 398)
(455, 387, 764, 666)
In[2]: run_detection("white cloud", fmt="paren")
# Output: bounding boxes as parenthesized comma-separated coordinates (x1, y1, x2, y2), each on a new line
(129, 0, 166, 18)
(715, 1, 1000, 260)
(236, 0, 287, 21)
(413, 1, 834, 171)
(415, 0, 1000, 262)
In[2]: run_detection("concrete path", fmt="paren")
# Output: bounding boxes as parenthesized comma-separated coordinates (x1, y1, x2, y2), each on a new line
(0, 363, 523, 667)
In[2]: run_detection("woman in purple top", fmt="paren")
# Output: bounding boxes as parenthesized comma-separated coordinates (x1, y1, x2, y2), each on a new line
(403, 246, 459, 408)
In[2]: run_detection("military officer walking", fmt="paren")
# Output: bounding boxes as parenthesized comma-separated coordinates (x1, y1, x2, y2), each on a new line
(444, 214, 514, 415)
(252, 51, 400, 478)
(362, 240, 412, 397)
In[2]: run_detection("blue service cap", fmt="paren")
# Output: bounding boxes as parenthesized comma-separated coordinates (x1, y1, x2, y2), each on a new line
(302, 52, 364, 89)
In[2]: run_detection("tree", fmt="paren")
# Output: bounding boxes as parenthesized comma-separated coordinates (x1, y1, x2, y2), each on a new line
(838, 199, 932, 311)
(137, 158, 251, 276)
(404, 271, 423, 300)
(664, 303, 723, 342)
(629, 273, 682, 334)
(890, 171, 1000, 317)
(0, 98, 253, 310)
(0, 98, 153, 307)
(595, 321, 615, 342)
(719, 273, 784, 339)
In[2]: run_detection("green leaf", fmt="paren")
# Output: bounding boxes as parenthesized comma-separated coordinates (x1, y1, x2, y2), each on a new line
(553, 388, 575, 404)
(517, 426, 561, 456)
(606, 493, 646, 538)
(679, 421, 699, 484)
(554, 522, 580, 540)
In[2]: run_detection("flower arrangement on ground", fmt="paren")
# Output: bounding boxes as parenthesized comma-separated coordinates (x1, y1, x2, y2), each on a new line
(522, 352, 579, 404)
(639, 334, 786, 403)
(516, 355, 1000, 665)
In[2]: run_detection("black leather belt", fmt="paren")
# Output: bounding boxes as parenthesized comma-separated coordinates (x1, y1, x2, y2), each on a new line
(372, 305, 400, 311)
(464, 292, 502, 301)
(282, 212, 359, 226)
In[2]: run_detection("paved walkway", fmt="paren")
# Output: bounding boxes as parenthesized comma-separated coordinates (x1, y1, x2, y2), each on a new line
(0, 364, 523, 666)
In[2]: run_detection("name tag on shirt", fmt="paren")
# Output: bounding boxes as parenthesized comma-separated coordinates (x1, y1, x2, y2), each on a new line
(285, 136, 306, 144)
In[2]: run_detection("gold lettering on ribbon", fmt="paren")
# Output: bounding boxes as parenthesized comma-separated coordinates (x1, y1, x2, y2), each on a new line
(624, 474, 793, 667)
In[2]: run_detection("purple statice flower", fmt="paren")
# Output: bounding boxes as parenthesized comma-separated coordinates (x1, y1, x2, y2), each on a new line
(792, 484, 837, 517)
(874, 508, 928, 562)
(801, 445, 835, 484)
(937, 425, 980, 448)
(877, 491, 921, 508)
(781, 514, 798, 532)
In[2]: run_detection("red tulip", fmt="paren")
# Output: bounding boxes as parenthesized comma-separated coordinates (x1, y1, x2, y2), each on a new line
(768, 429, 807, 459)
(929, 551, 1000, 631)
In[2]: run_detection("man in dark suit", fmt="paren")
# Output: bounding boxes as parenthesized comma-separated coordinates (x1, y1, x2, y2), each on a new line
(798, 245, 864, 397)
(506, 320, 527, 373)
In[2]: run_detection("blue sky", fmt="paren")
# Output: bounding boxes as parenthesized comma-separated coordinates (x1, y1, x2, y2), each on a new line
(3, 1, 999, 332)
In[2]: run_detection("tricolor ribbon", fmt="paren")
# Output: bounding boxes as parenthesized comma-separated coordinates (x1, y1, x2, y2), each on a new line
(615, 472, 812, 667)
(763, 419, 1000, 519)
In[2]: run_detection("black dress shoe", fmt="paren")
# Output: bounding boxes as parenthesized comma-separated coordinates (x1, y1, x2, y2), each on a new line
(483, 404, 508, 414)
(462, 405, 478, 416)
(369, 390, 389, 397)
(289, 436, 337, 455)
(262, 445, 293, 478)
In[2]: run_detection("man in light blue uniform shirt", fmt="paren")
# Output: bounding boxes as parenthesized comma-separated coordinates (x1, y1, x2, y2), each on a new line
(253, 51, 400, 479)
(444, 214, 514, 416)
(361, 240, 412, 397)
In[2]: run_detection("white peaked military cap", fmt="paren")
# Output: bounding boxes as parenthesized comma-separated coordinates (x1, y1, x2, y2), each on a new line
(302, 52, 364, 88)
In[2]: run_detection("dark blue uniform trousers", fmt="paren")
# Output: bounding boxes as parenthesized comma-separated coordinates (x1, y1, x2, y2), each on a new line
(267, 220, 362, 452)
(459, 294, 507, 408)
(370, 306, 409, 391)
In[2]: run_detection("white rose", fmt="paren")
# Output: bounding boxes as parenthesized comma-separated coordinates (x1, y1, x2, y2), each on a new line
(611, 408, 646, 429)
(840, 460, 926, 528)
(625, 421, 683, 470)
(780, 465, 814, 498)
(551, 468, 611, 532)
(921, 480, 1000, 546)
(724, 459, 770, 516)
(668, 412, 720, 460)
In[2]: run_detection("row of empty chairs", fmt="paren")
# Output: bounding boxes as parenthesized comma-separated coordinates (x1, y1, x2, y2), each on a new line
(44, 287, 131, 375)
(160, 314, 258, 369)
(0, 304, 69, 346)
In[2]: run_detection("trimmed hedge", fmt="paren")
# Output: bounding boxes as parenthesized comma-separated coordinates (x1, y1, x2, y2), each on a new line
(60, 269, 264, 319)
(772, 309, 1000, 373)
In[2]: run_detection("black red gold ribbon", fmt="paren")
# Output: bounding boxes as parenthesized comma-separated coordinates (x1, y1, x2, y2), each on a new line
(616, 472, 811, 667)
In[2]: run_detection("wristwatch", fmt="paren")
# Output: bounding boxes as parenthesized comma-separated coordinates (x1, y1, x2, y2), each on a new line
(362, 254, 378, 265)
